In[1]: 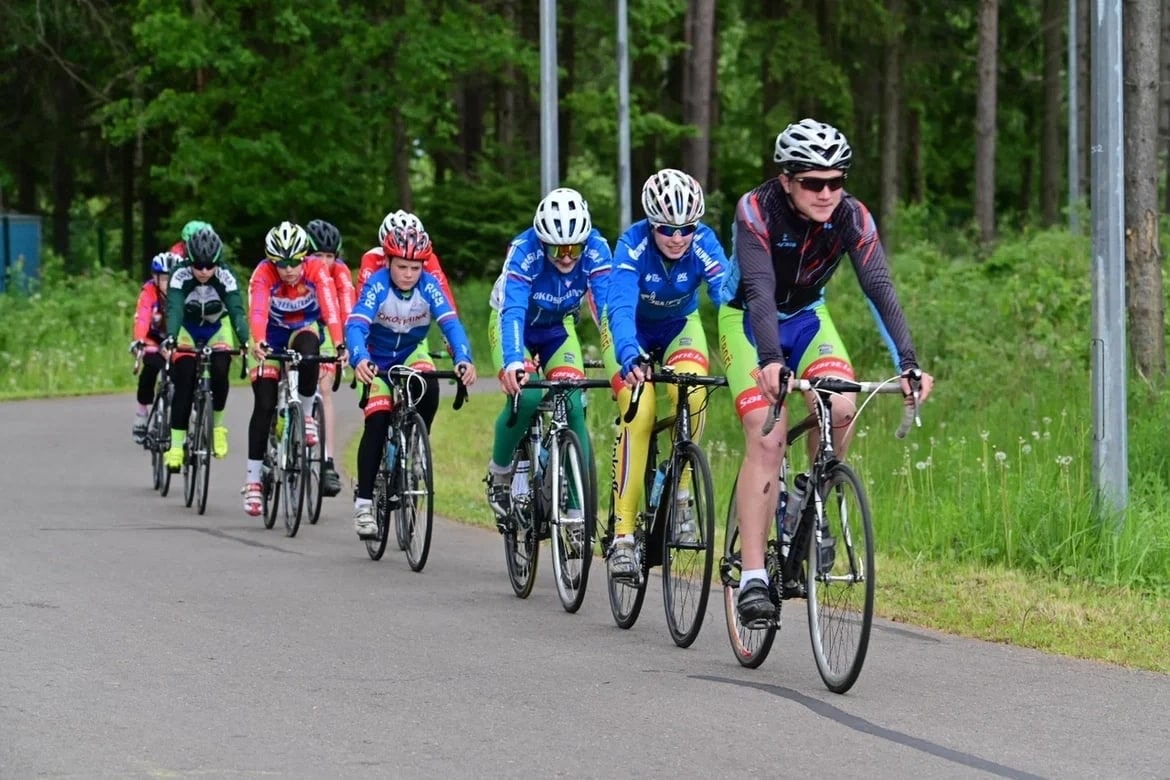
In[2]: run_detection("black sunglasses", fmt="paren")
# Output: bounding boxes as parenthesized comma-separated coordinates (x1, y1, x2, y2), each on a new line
(791, 174, 847, 193)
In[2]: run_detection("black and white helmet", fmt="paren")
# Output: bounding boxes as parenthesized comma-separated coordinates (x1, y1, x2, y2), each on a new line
(773, 118, 853, 171)
(306, 219, 342, 254)
(641, 168, 705, 225)
(533, 188, 592, 245)
(378, 210, 424, 244)
(264, 221, 311, 263)
(187, 226, 224, 267)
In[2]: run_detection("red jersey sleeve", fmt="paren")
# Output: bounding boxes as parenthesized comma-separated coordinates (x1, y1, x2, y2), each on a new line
(307, 258, 345, 346)
(358, 248, 384, 290)
(330, 259, 356, 320)
(133, 281, 159, 342)
(248, 263, 277, 345)
(423, 251, 458, 315)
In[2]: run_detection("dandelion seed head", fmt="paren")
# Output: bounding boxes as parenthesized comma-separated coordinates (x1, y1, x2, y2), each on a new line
(995, 450, 1007, 463)
(1021, 444, 1032, 455)
(915, 461, 928, 471)
(1042, 416, 1052, 426)
(1032, 430, 1040, 440)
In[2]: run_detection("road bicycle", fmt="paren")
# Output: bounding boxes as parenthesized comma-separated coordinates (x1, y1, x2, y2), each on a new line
(496, 365, 611, 613)
(133, 348, 174, 496)
(720, 374, 919, 693)
(171, 344, 242, 516)
(358, 363, 468, 571)
(260, 349, 343, 537)
(599, 363, 727, 648)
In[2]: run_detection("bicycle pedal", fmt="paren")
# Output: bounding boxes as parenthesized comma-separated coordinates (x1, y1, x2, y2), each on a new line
(357, 531, 380, 541)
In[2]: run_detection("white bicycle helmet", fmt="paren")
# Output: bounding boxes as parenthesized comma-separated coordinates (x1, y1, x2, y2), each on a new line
(378, 209, 425, 244)
(641, 168, 705, 225)
(533, 188, 592, 245)
(773, 118, 853, 171)
(264, 221, 311, 263)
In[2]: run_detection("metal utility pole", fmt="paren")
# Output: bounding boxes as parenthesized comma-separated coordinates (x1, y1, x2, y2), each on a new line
(1068, 0, 1080, 233)
(540, 0, 559, 196)
(617, 0, 632, 230)
(1089, 0, 1128, 520)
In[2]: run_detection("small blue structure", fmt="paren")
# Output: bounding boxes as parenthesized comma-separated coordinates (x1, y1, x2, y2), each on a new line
(1, 213, 42, 293)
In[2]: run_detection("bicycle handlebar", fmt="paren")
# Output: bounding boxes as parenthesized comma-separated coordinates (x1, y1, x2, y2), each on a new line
(761, 375, 920, 439)
(261, 350, 345, 392)
(357, 365, 470, 412)
(505, 373, 612, 428)
(623, 364, 728, 424)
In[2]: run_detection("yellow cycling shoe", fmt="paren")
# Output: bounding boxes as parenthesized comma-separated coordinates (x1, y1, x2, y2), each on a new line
(213, 426, 229, 459)
(164, 446, 184, 471)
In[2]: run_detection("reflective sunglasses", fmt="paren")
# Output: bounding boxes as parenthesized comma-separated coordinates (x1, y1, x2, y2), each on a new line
(545, 243, 584, 259)
(792, 174, 847, 193)
(652, 222, 699, 238)
(190, 259, 216, 270)
(272, 256, 305, 269)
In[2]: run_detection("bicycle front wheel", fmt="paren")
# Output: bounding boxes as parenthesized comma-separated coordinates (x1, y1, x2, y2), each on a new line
(282, 407, 306, 537)
(153, 391, 171, 495)
(807, 462, 875, 694)
(305, 398, 325, 525)
(549, 429, 595, 614)
(400, 412, 434, 572)
(661, 441, 715, 648)
(194, 393, 213, 515)
(721, 474, 777, 668)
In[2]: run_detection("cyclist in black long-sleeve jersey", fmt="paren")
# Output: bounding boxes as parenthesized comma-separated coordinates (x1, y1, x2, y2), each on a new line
(718, 118, 935, 623)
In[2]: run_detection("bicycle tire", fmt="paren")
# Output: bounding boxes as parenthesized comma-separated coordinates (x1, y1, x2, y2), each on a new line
(195, 391, 213, 515)
(661, 441, 715, 648)
(392, 425, 410, 552)
(366, 469, 391, 561)
(282, 406, 306, 537)
(504, 438, 539, 598)
(606, 500, 649, 629)
(807, 461, 875, 694)
(305, 398, 325, 525)
(182, 400, 200, 508)
(549, 429, 595, 614)
(154, 390, 171, 495)
(262, 418, 279, 530)
(721, 474, 777, 668)
(401, 412, 434, 572)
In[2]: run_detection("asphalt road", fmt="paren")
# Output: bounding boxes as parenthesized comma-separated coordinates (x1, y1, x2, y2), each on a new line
(2, 387, 1167, 779)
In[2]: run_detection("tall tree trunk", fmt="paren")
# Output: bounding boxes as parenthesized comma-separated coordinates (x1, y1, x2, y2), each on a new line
(758, 2, 786, 179)
(392, 106, 413, 210)
(906, 106, 924, 203)
(1160, 0, 1170, 212)
(460, 77, 486, 180)
(495, 0, 518, 177)
(1040, 0, 1063, 225)
(879, 0, 904, 235)
(1078, 0, 1091, 199)
(121, 143, 135, 272)
(974, 0, 999, 248)
(682, 0, 716, 188)
(1124, 0, 1166, 384)
(16, 159, 37, 214)
(51, 146, 74, 264)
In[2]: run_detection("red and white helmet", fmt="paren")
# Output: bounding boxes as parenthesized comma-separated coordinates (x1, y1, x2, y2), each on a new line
(382, 225, 433, 261)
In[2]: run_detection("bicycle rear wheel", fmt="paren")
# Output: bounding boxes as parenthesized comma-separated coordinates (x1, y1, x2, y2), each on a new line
(504, 439, 539, 598)
(721, 475, 777, 668)
(549, 429, 595, 614)
(152, 391, 171, 494)
(661, 442, 715, 648)
(400, 412, 434, 572)
(194, 393, 213, 515)
(366, 468, 391, 561)
(807, 461, 875, 694)
(282, 407, 306, 537)
(305, 398, 325, 525)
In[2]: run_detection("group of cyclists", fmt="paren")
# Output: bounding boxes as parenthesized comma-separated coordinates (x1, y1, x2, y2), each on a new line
(129, 117, 934, 625)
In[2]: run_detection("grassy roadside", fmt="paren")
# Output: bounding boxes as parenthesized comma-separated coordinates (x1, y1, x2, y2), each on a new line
(405, 393, 1170, 674)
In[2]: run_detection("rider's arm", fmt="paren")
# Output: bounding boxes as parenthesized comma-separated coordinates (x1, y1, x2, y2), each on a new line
(422, 272, 473, 365)
(498, 239, 538, 368)
(133, 282, 157, 342)
(218, 268, 250, 347)
(309, 259, 345, 348)
(357, 248, 382, 290)
(581, 230, 614, 327)
(165, 268, 190, 340)
(345, 272, 383, 368)
(247, 264, 274, 348)
(734, 191, 783, 367)
(606, 234, 646, 372)
(845, 200, 919, 371)
(692, 225, 730, 307)
(423, 250, 459, 316)
(331, 259, 356, 321)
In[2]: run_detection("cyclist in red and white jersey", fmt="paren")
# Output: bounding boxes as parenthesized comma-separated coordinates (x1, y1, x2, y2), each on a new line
(129, 251, 181, 442)
(721, 118, 935, 623)
(305, 218, 353, 498)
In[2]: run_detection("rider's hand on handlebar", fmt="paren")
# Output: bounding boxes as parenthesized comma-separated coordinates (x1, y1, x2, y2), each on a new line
(128, 339, 145, 356)
(900, 366, 933, 405)
(455, 361, 477, 386)
(620, 354, 650, 388)
(756, 361, 794, 404)
(354, 359, 378, 385)
(500, 362, 526, 395)
(250, 340, 271, 364)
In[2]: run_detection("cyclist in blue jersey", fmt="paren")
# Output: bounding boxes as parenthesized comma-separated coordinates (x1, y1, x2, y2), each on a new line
(721, 118, 935, 623)
(484, 187, 613, 521)
(347, 225, 477, 538)
(602, 168, 731, 579)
